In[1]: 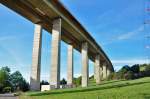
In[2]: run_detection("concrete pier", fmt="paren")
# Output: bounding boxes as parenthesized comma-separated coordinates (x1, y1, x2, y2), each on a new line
(81, 42, 89, 87)
(50, 18, 61, 89)
(102, 62, 107, 80)
(94, 65, 96, 80)
(95, 55, 101, 84)
(100, 65, 103, 82)
(67, 44, 74, 87)
(107, 67, 111, 77)
(30, 24, 42, 91)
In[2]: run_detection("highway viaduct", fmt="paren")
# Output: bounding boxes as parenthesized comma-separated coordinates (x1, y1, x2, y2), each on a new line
(0, 0, 114, 91)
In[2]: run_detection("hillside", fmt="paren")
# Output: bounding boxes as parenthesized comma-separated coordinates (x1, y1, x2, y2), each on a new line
(20, 77, 150, 99)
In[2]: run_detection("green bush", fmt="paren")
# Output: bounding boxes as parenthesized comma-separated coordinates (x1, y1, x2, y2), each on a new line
(3, 87, 11, 93)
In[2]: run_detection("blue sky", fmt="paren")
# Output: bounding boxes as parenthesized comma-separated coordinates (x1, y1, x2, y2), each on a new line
(0, 0, 149, 81)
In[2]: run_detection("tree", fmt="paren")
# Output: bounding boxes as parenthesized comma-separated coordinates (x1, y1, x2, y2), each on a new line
(131, 64, 140, 73)
(119, 65, 131, 73)
(124, 71, 134, 80)
(0, 70, 9, 84)
(10, 71, 29, 91)
(1, 66, 10, 73)
(145, 64, 150, 71)
(60, 78, 67, 85)
(0, 70, 8, 92)
(41, 80, 49, 85)
(19, 79, 29, 92)
(0, 67, 11, 84)
(73, 76, 81, 86)
(0, 67, 11, 93)
(116, 65, 131, 79)
(0, 67, 29, 93)
(10, 71, 23, 90)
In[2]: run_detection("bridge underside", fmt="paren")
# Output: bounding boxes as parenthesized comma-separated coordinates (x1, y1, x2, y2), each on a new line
(0, 0, 112, 62)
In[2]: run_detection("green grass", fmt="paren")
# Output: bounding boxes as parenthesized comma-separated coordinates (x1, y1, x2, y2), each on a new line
(20, 77, 150, 99)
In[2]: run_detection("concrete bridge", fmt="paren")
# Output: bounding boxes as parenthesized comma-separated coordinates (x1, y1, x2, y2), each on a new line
(0, 0, 114, 91)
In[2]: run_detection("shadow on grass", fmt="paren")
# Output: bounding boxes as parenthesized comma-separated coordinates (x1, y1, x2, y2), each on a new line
(142, 93, 150, 99)
(88, 80, 126, 87)
(30, 81, 150, 96)
(99, 80, 126, 85)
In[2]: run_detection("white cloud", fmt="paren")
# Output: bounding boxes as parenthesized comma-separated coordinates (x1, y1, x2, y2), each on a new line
(112, 59, 148, 66)
(74, 73, 81, 78)
(102, 26, 144, 46)
(117, 26, 144, 40)
(0, 34, 29, 43)
(112, 58, 148, 71)
(0, 36, 17, 41)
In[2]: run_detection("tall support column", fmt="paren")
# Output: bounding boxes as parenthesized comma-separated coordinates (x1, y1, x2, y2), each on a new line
(30, 24, 42, 91)
(50, 18, 61, 89)
(102, 62, 107, 80)
(81, 42, 89, 87)
(67, 44, 73, 87)
(107, 67, 111, 77)
(95, 55, 101, 84)
(100, 65, 103, 81)
(94, 65, 96, 80)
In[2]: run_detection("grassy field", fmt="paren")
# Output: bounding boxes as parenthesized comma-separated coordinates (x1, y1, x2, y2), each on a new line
(20, 77, 150, 99)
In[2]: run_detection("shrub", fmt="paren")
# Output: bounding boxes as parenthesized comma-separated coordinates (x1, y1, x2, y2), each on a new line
(3, 87, 11, 93)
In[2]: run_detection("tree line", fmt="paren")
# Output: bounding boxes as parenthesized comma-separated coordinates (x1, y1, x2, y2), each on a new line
(1, 64, 149, 93)
(108, 64, 150, 80)
(0, 66, 29, 93)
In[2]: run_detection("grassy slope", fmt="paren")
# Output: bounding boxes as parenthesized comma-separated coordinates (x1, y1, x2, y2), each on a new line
(20, 77, 150, 99)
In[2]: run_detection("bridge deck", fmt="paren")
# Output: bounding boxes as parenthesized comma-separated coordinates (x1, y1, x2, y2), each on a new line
(0, 0, 113, 70)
